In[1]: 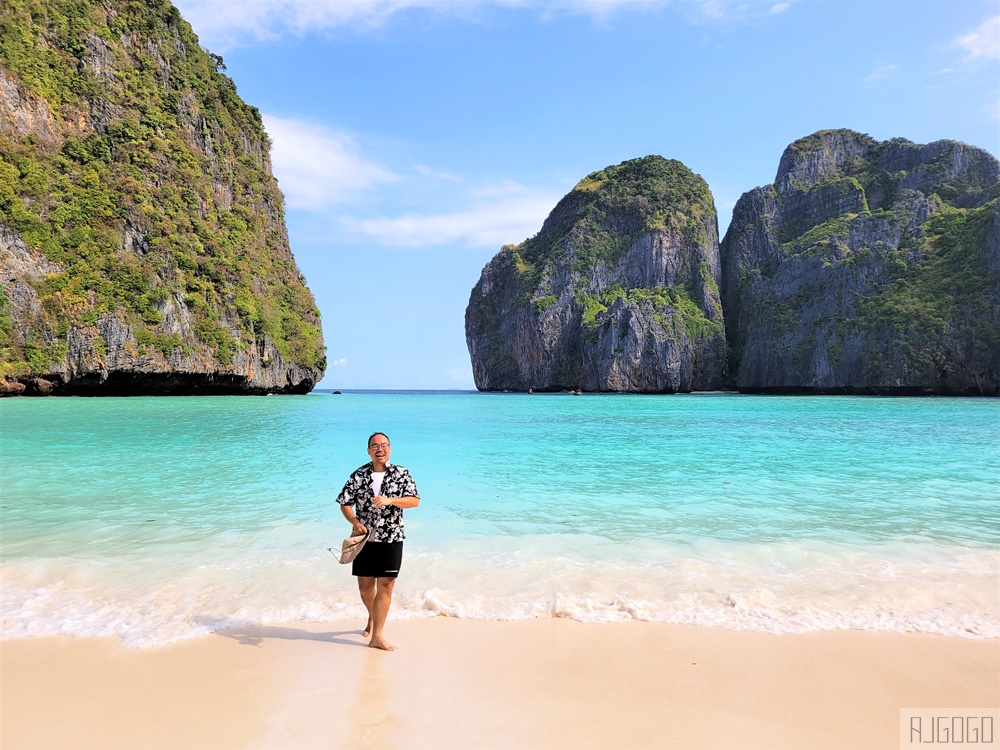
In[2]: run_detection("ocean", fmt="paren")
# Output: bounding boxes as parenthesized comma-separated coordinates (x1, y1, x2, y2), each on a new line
(1, 392, 997, 647)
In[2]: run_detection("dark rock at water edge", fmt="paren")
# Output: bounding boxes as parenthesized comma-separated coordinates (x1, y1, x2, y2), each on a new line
(0, 0, 325, 396)
(5, 370, 315, 396)
(465, 156, 728, 393)
(720, 129, 1000, 396)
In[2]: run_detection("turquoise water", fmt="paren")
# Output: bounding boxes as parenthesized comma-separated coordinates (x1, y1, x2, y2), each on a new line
(1, 392, 998, 646)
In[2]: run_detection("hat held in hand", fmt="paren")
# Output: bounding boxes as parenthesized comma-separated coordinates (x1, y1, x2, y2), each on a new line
(331, 528, 370, 564)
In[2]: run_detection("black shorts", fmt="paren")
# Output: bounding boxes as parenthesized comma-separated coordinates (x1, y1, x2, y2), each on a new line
(352, 541, 403, 579)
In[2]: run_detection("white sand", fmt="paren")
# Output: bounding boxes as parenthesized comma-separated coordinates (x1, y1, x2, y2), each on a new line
(2, 619, 998, 749)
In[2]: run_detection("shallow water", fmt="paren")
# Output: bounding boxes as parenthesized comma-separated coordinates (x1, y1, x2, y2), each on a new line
(1, 392, 997, 646)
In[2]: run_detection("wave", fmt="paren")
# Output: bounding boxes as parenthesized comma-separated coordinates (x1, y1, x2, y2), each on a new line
(2, 539, 997, 647)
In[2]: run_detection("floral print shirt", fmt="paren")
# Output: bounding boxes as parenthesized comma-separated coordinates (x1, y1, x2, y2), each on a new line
(336, 462, 418, 543)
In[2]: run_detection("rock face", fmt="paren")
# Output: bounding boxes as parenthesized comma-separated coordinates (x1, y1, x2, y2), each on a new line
(0, 0, 324, 395)
(720, 129, 1000, 395)
(466, 156, 727, 392)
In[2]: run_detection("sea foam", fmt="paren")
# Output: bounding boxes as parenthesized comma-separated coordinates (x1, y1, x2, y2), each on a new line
(2, 538, 997, 647)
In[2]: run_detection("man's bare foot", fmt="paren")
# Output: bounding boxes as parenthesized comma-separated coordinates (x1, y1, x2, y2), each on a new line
(363, 619, 373, 638)
(368, 637, 396, 651)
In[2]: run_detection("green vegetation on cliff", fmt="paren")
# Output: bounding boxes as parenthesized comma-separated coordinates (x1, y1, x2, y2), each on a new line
(781, 130, 997, 228)
(858, 200, 999, 344)
(518, 156, 715, 283)
(466, 154, 727, 393)
(773, 133, 998, 345)
(574, 283, 724, 341)
(723, 128, 999, 395)
(514, 156, 723, 348)
(0, 0, 324, 378)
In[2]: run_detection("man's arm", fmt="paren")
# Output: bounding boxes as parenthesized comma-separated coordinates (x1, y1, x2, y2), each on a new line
(340, 503, 367, 534)
(374, 495, 419, 509)
(374, 466, 420, 509)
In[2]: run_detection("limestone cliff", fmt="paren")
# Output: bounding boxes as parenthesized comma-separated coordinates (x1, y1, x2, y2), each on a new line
(465, 156, 727, 392)
(720, 129, 1000, 395)
(0, 0, 324, 395)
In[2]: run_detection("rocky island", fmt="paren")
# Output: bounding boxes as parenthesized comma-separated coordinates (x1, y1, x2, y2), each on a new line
(721, 129, 999, 395)
(0, 0, 324, 395)
(465, 156, 728, 393)
(468, 131, 999, 396)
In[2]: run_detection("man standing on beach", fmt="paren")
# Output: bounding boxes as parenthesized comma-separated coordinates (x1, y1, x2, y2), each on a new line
(337, 432, 420, 651)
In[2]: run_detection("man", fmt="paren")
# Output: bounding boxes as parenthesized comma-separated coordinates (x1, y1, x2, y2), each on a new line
(337, 432, 420, 651)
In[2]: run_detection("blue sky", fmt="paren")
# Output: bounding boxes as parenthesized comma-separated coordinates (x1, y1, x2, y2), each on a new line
(170, 0, 1000, 390)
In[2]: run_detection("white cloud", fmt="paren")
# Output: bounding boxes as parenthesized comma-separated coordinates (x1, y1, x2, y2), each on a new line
(691, 0, 782, 23)
(344, 186, 561, 248)
(174, 0, 406, 48)
(470, 179, 538, 197)
(955, 15, 1000, 61)
(258, 113, 561, 248)
(174, 0, 789, 48)
(174, 0, 644, 47)
(863, 62, 899, 87)
(261, 114, 398, 210)
(331, 357, 348, 367)
(414, 164, 464, 182)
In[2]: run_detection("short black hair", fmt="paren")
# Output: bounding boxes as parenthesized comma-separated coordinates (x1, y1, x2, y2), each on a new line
(367, 432, 390, 448)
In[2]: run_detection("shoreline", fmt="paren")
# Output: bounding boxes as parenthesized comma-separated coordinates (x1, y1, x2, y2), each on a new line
(3, 618, 997, 749)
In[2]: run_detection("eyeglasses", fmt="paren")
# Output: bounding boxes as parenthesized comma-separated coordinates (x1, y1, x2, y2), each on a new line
(368, 443, 390, 450)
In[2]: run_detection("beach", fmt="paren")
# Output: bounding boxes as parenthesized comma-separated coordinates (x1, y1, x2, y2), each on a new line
(3, 394, 998, 746)
(3, 618, 998, 749)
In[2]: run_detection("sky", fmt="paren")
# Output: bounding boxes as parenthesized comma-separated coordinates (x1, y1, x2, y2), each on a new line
(169, 0, 1000, 391)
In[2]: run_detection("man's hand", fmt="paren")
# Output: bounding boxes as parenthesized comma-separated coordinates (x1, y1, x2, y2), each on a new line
(372, 495, 394, 509)
(340, 503, 367, 535)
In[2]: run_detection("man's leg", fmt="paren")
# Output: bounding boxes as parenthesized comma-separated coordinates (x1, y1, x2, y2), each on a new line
(368, 577, 397, 651)
(357, 576, 376, 637)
